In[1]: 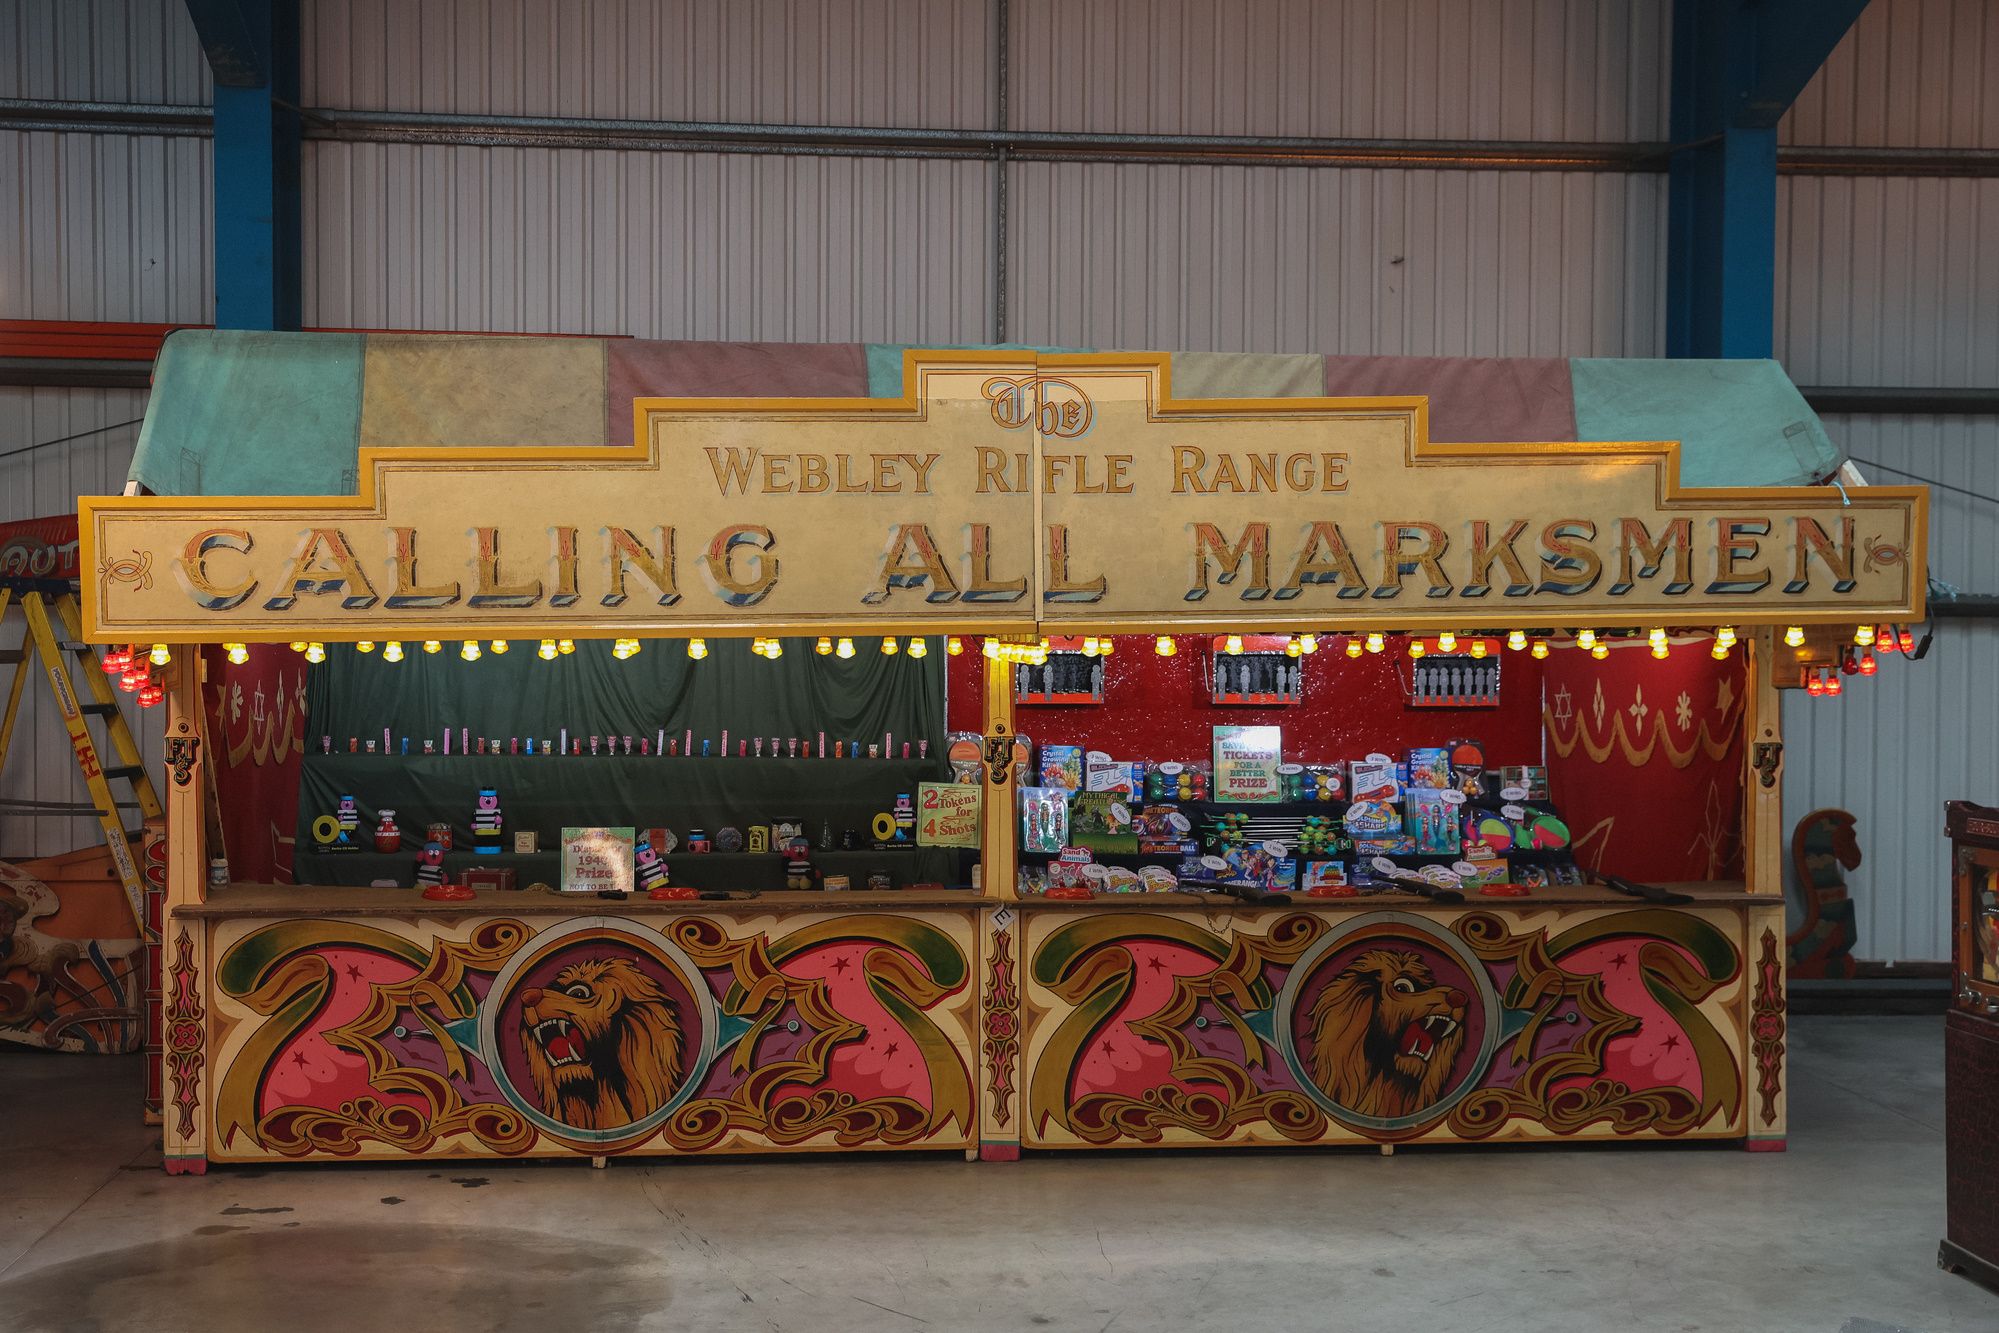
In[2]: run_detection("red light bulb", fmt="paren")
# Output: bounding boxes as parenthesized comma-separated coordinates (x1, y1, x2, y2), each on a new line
(1826, 671, 1843, 697)
(1898, 628, 1914, 653)
(1859, 650, 1877, 676)
(1806, 671, 1825, 696)
(137, 683, 164, 708)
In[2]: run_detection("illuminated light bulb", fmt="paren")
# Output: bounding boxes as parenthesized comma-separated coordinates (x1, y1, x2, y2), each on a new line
(1784, 625, 1805, 647)
(765, 638, 782, 659)
(946, 636, 963, 656)
(148, 643, 170, 666)
(1099, 637, 1114, 656)
(1711, 640, 1730, 660)
(118, 666, 145, 692)
(558, 639, 575, 655)
(1081, 636, 1100, 657)
(1155, 635, 1176, 657)
(688, 638, 708, 660)
(1507, 630, 1526, 651)
(1531, 639, 1550, 660)
(1285, 637, 1303, 658)
(1576, 629, 1597, 651)
(355, 640, 376, 654)
(382, 641, 404, 663)
(460, 640, 480, 661)
(99, 647, 127, 673)
(304, 642, 326, 664)
(1716, 625, 1737, 648)
(1651, 642, 1669, 659)
(137, 683, 163, 708)
(538, 639, 558, 660)
(1408, 639, 1426, 658)
(1469, 639, 1488, 660)
(625, 638, 643, 659)
(1807, 670, 1826, 696)
(881, 636, 899, 656)
(815, 636, 833, 655)
(835, 637, 856, 660)
(982, 638, 998, 659)
(289, 640, 307, 653)
(225, 642, 249, 665)
(490, 640, 509, 654)
(1854, 624, 1875, 646)
(1364, 632, 1385, 654)
(1224, 635, 1244, 656)
(1859, 650, 1878, 676)
(1437, 631, 1457, 653)
(908, 636, 928, 659)
(422, 639, 442, 654)
(1648, 627, 1667, 647)
(1298, 634, 1317, 655)
(1344, 636, 1363, 658)
(1826, 671, 1843, 697)
(1591, 642, 1609, 660)
(1898, 628, 1915, 653)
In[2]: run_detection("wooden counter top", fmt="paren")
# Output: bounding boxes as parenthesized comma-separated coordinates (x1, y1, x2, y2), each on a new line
(178, 880, 1760, 918)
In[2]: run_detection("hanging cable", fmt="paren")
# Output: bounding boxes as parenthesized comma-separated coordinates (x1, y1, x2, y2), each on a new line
(1848, 457, 1999, 509)
(0, 417, 146, 463)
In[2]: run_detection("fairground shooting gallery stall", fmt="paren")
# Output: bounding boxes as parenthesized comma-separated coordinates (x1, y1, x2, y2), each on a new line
(83, 335, 1925, 1172)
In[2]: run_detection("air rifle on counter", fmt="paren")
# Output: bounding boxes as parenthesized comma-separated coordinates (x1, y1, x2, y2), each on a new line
(1591, 871, 1694, 906)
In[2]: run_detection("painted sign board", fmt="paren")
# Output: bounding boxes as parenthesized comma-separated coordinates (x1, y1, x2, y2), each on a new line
(81, 352, 1926, 640)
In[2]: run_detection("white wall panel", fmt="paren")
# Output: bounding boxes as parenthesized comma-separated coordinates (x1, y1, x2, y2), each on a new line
(1783, 0, 1999, 149)
(303, 142, 991, 343)
(1783, 620, 1999, 965)
(0, 389, 161, 860)
(0, 130, 212, 324)
(1781, 412, 1999, 963)
(0, 0, 209, 104)
(1775, 175, 1999, 389)
(304, 0, 992, 129)
(1010, 0, 1672, 141)
(1825, 412, 1999, 593)
(1010, 162, 1666, 356)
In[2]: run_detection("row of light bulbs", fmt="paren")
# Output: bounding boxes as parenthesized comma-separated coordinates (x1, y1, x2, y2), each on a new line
(236, 623, 1908, 668)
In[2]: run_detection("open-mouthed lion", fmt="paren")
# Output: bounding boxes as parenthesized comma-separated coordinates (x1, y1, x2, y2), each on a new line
(1304, 948, 1468, 1120)
(518, 957, 683, 1131)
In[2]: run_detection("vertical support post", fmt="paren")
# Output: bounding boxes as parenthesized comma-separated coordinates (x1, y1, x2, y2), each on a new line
(191, 0, 303, 330)
(141, 816, 169, 1126)
(161, 656, 211, 1173)
(976, 901, 1023, 1162)
(1742, 627, 1788, 1151)
(981, 649, 1018, 901)
(1665, 0, 1868, 360)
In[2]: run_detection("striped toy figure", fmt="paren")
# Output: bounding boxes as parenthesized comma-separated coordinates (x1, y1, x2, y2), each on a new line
(471, 787, 504, 854)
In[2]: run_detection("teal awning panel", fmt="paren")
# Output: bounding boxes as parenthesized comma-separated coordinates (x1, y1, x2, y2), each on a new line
(1570, 358, 1842, 489)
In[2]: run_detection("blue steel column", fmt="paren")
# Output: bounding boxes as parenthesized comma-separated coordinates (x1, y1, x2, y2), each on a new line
(1666, 0, 1869, 359)
(186, 0, 302, 330)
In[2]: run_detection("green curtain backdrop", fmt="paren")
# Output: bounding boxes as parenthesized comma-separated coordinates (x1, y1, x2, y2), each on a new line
(305, 635, 945, 757)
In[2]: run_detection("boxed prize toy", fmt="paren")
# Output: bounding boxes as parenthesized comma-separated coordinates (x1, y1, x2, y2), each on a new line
(1301, 861, 1350, 893)
(1407, 747, 1452, 790)
(1134, 805, 1198, 855)
(1403, 790, 1462, 855)
(1070, 791, 1138, 854)
(1085, 751, 1142, 797)
(1039, 744, 1085, 792)
(1348, 758, 1400, 804)
(1499, 765, 1551, 801)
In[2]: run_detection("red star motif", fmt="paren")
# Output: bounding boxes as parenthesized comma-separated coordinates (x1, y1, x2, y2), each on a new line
(345, 964, 363, 981)
(883, 1042, 899, 1058)
(831, 956, 852, 974)
(1610, 952, 1630, 969)
(292, 1050, 309, 1068)
(1146, 956, 1167, 973)
(1662, 1034, 1681, 1052)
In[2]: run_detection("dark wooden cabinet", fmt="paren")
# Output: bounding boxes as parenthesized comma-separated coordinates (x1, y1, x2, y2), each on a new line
(1942, 800, 1999, 1288)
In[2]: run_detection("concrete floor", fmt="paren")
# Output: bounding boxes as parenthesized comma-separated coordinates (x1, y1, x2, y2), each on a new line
(0, 1016, 1991, 1333)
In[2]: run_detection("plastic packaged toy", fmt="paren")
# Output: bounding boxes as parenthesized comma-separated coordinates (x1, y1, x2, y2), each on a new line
(1403, 790, 1462, 854)
(1019, 786, 1070, 852)
(1039, 744, 1084, 792)
(1282, 763, 1345, 802)
(1145, 760, 1211, 803)
(1407, 747, 1452, 790)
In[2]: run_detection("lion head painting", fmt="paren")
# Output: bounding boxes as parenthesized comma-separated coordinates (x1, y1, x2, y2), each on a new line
(517, 957, 683, 1131)
(1303, 948, 1469, 1120)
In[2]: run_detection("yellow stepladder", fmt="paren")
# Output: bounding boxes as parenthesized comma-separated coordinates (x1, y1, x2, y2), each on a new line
(0, 588, 162, 932)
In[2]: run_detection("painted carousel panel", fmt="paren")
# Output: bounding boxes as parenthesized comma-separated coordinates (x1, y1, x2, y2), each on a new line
(201, 908, 979, 1162)
(1020, 905, 1757, 1149)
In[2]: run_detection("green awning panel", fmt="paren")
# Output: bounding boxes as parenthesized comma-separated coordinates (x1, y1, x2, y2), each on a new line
(1570, 358, 1841, 489)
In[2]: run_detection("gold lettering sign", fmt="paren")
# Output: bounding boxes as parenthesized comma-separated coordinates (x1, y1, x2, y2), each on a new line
(81, 351, 1926, 641)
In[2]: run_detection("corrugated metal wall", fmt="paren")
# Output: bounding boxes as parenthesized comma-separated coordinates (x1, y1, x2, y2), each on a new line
(0, 389, 159, 859)
(6, 0, 1997, 961)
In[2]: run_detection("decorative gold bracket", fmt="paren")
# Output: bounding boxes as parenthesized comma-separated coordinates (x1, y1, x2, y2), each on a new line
(1751, 741, 1783, 790)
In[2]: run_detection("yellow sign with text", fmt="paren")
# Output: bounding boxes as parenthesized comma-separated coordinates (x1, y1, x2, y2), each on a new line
(915, 782, 982, 850)
(81, 351, 1926, 640)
